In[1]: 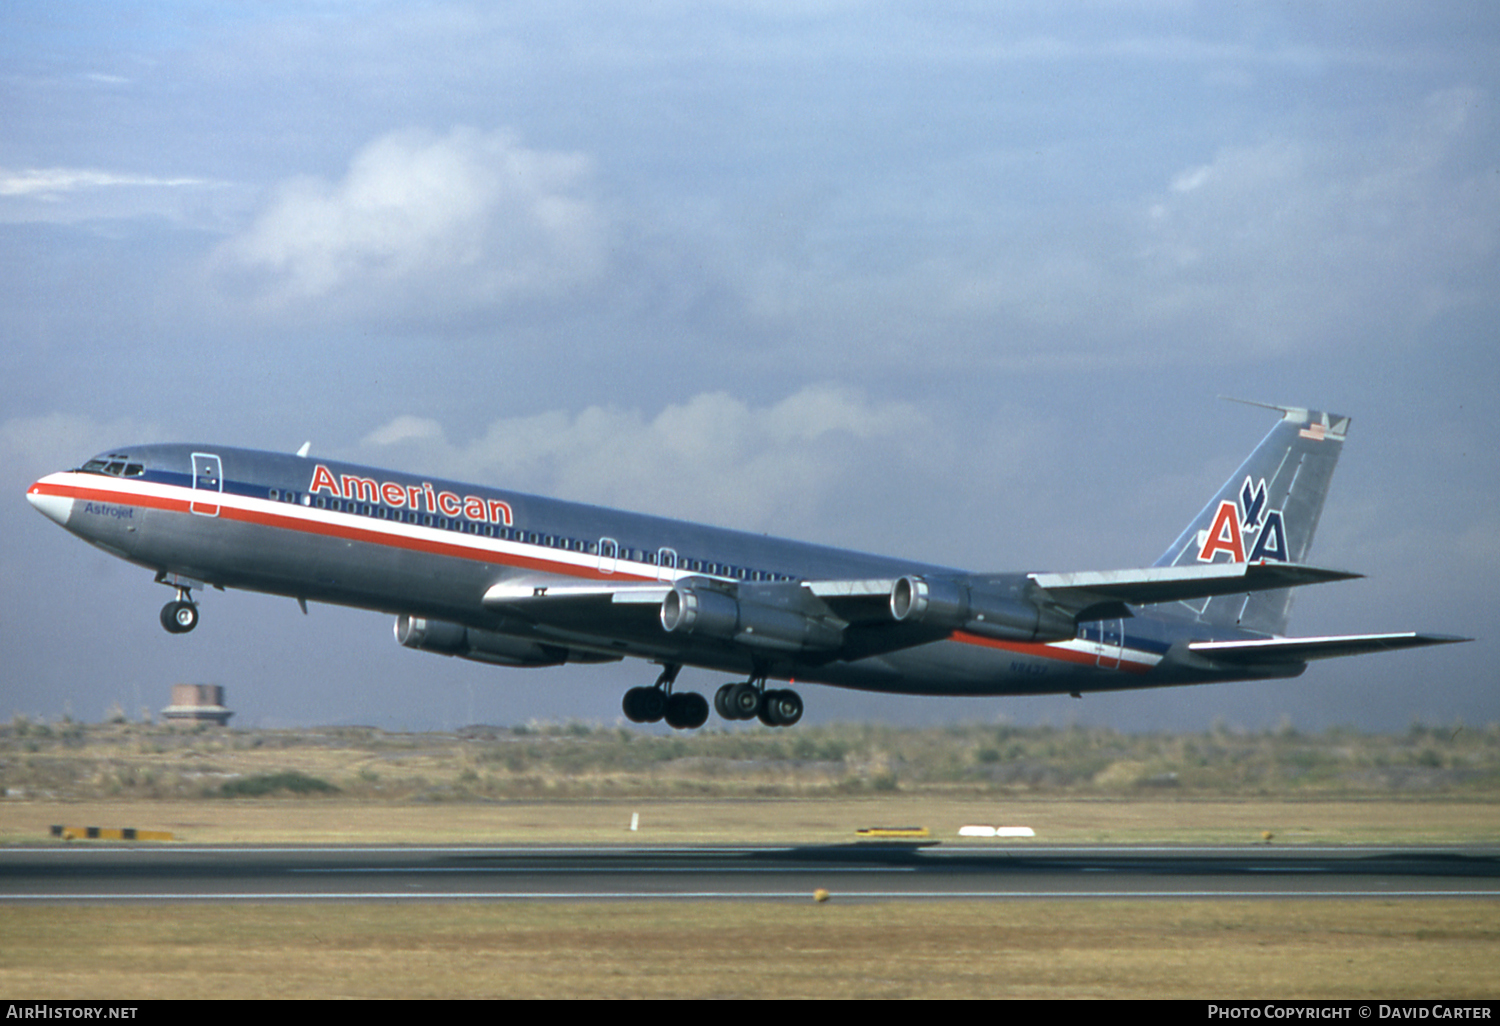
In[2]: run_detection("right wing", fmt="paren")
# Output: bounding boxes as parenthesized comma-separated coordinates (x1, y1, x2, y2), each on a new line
(478, 561, 1377, 659)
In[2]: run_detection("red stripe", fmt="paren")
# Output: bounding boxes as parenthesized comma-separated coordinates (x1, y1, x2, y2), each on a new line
(35, 479, 656, 585)
(950, 630, 1153, 674)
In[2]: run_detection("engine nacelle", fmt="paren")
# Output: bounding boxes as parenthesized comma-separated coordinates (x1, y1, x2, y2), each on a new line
(890, 575, 1075, 643)
(660, 585, 842, 652)
(393, 615, 620, 667)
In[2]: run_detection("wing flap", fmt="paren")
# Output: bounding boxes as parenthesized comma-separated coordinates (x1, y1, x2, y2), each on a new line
(483, 579, 673, 607)
(801, 578, 901, 624)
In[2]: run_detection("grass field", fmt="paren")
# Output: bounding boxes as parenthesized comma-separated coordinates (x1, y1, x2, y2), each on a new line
(3, 900, 1497, 999)
(4, 794, 1499, 846)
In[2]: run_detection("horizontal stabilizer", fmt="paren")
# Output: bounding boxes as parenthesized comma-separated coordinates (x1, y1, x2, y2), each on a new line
(1030, 562, 1361, 610)
(1189, 632, 1471, 665)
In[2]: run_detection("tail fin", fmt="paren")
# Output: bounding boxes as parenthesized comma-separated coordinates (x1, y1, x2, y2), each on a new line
(1154, 400, 1350, 635)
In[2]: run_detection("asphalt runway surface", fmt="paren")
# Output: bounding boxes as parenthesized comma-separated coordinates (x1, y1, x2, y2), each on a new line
(4, 843, 1500, 902)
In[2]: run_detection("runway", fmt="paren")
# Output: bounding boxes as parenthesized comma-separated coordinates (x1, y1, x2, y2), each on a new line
(4, 843, 1499, 902)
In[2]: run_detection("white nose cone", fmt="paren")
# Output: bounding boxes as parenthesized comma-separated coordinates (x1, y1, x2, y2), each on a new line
(26, 481, 73, 527)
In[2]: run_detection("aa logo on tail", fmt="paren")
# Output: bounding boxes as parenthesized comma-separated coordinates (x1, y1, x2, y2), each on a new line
(1197, 476, 1289, 564)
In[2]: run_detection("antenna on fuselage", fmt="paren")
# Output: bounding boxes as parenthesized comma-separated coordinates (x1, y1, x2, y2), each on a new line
(295, 441, 311, 458)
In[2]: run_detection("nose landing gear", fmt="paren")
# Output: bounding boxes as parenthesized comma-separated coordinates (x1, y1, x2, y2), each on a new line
(159, 597, 198, 630)
(160, 595, 199, 634)
(154, 572, 204, 634)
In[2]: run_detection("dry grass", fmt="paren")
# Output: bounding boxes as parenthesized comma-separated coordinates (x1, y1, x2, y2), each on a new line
(5, 720, 1497, 805)
(2, 900, 1497, 999)
(3, 795, 1497, 846)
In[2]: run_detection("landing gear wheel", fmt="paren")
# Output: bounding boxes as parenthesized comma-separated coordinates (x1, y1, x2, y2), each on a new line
(715, 682, 762, 720)
(664, 691, 709, 730)
(714, 683, 737, 720)
(726, 682, 761, 720)
(622, 686, 666, 723)
(758, 689, 803, 728)
(160, 600, 199, 634)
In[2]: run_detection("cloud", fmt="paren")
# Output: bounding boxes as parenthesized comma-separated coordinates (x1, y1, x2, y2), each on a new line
(0, 168, 214, 198)
(363, 414, 444, 447)
(212, 127, 608, 318)
(0, 167, 234, 226)
(357, 385, 944, 542)
(1135, 88, 1498, 352)
(923, 87, 1499, 368)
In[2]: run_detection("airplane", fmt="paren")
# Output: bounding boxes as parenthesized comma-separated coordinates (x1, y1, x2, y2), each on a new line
(25, 400, 1467, 730)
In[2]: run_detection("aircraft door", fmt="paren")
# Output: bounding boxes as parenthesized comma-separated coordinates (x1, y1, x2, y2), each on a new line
(597, 537, 618, 575)
(190, 453, 222, 516)
(656, 547, 678, 582)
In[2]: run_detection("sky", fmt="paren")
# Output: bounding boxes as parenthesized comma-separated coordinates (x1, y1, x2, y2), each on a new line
(2, 2, 1495, 733)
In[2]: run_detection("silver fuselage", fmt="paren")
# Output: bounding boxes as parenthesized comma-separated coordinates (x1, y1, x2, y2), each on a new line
(27, 444, 1295, 697)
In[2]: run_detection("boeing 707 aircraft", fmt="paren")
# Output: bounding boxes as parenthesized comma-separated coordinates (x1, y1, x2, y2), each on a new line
(26, 401, 1465, 729)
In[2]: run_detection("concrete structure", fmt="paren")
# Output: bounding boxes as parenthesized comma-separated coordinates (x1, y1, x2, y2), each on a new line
(161, 684, 232, 726)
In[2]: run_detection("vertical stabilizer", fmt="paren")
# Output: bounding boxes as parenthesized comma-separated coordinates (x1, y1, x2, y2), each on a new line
(1153, 401, 1350, 635)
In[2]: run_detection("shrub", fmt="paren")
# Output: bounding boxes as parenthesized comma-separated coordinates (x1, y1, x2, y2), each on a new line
(217, 771, 339, 797)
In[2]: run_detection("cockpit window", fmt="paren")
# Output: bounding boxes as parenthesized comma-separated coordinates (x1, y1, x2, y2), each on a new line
(78, 456, 144, 477)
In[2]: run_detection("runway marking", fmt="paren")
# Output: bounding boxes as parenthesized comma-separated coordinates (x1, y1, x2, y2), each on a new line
(289, 867, 916, 873)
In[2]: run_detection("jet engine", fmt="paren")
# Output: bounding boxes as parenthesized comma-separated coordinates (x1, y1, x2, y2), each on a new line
(889, 575, 1076, 643)
(394, 615, 621, 667)
(659, 585, 842, 652)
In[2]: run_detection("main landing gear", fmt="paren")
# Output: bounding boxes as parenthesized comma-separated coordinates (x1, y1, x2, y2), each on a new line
(622, 664, 709, 730)
(715, 678, 803, 728)
(622, 665, 804, 731)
